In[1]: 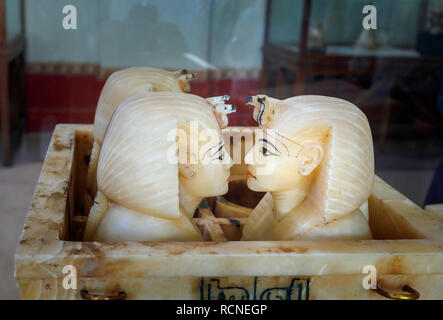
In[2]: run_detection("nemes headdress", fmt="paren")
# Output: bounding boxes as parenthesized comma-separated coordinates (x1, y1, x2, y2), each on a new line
(93, 67, 195, 145)
(96, 92, 219, 219)
(247, 94, 374, 218)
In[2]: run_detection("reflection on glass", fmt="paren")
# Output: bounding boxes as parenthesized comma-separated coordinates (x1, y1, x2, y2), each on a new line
(6, 0, 21, 42)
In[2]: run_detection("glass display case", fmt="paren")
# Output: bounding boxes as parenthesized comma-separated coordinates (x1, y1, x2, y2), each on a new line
(262, 0, 443, 206)
(5, 0, 21, 42)
(14, 0, 441, 205)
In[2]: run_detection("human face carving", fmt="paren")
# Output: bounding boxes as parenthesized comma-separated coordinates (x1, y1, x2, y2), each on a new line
(178, 129, 233, 197)
(244, 129, 323, 193)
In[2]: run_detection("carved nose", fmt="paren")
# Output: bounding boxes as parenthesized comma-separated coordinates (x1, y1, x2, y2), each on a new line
(231, 105, 237, 112)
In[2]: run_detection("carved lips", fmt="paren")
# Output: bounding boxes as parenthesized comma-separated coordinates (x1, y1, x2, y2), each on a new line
(247, 171, 257, 179)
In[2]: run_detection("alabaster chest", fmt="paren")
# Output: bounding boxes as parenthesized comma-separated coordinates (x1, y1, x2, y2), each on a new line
(14, 124, 443, 300)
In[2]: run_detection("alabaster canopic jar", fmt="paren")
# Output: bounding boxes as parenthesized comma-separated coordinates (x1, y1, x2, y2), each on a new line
(87, 67, 195, 199)
(242, 95, 375, 241)
(84, 92, 233, 242)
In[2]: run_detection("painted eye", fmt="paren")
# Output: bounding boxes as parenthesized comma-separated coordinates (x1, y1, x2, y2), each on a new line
(260, 146, 276, 156)
(218, 153, 224, 160)
(261, 146, 270, 156)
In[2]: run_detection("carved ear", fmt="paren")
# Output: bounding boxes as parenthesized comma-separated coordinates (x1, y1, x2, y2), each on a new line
(179, 162, 197, 179)
(298, 144, 323, 176)
(178, 149, 198, 178)
(145, 83, 154, 92)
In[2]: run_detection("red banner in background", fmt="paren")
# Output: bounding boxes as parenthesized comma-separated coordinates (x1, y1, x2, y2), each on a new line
(25, 74, 260, 132)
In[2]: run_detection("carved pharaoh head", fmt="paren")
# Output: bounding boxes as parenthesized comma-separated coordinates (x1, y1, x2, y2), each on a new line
(245, 95, 374, 219)
(97, 92, 232, 220)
